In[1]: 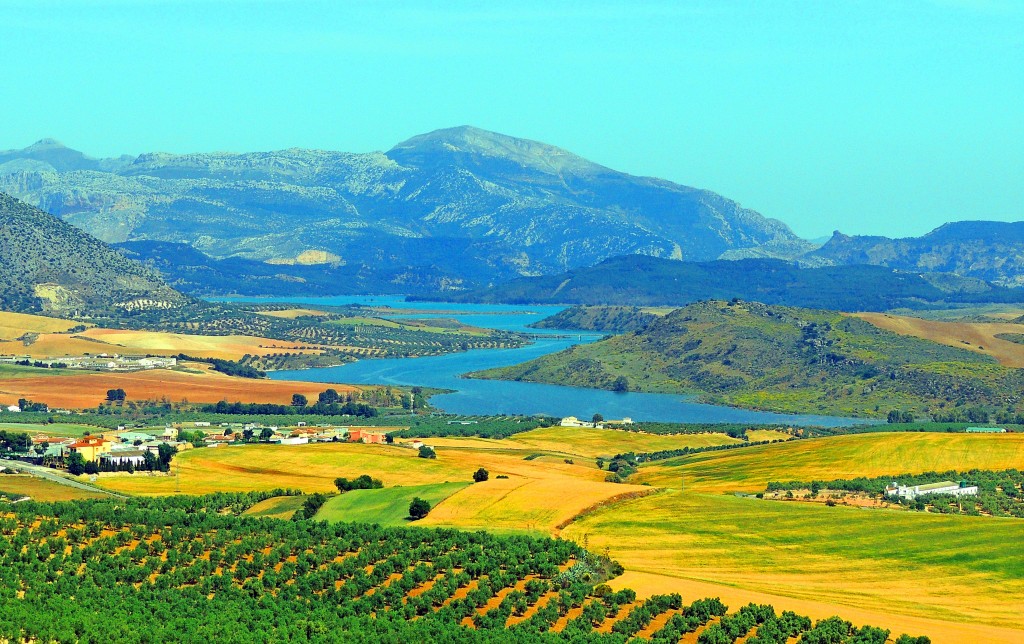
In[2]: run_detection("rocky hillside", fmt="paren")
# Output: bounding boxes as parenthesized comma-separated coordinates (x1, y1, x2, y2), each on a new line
(473, 300, 1023, 418)
(0, 192, 187, 316)
(803, 222, 1024, 286)
(0, 127, 798, 291)
(429, 255, 1023, 311)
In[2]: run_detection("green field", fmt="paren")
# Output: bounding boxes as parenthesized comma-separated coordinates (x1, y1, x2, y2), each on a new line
(315, 482, 470, 526)
(0, 422, 96, 437)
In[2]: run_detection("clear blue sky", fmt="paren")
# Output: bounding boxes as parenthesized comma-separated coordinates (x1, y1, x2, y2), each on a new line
(1, 0, 1021, 239)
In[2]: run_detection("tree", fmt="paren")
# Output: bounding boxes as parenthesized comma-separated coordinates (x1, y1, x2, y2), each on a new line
(83, 460, 100, 475)
(66, 452, 86, 475)
(106, 388, 127, 402)
(592, 413, 604, 425)
(291, 394, 307, 407)
(473, 467, 489, 483)
(242, 428, 254, 442)
(408, 497, 431, 520)
(611, 376, 629, 392)
(260, 427, 274, 442)
(318, 389, 340, 405)
(418, 445, 436, 459)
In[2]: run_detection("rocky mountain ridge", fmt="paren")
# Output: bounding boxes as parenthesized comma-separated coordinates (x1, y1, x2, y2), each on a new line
(0, 127, 799, 290)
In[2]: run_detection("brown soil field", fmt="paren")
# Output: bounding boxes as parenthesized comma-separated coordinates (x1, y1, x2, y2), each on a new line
(855, 312, 1024, 367)
(0, 328, 318, 361)
(0, 368, 352, 408)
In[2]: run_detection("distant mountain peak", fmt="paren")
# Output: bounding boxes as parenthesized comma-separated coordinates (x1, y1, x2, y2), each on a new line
(388, 125, 605, 176)
(26, 138, 68, 151)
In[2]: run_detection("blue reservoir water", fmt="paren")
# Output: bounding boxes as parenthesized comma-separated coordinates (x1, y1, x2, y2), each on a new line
(216, 296, 869, 427)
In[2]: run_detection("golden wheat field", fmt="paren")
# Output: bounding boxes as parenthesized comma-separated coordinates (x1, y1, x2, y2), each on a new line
(0, 327, 318, 361)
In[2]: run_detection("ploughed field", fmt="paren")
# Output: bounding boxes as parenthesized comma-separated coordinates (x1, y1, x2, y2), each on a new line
(88, 424, 1024, 642)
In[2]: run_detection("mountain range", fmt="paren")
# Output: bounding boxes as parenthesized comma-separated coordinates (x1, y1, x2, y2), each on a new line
(426, 254, 1023, 311)
(0, 127, 798, 291)
(1, 127, 1021, 298)
(803, 223, 1024, 287)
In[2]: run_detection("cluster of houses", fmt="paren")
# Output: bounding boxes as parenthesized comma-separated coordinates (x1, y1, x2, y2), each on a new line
(172, 421, 393, 448)
(0, 354, 177, 372)
(559, 416, 633, 429)
(13, 420, 407, 467)
(884, 480, 979, 501)
(32, 431, 190, 467)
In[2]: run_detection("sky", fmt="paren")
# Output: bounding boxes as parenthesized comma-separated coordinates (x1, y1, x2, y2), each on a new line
(0, 0, 1021, 239)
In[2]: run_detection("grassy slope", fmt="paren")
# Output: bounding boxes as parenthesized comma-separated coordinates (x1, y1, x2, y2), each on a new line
(315, 482, 469, 526)
(474, 300, 1020, 417)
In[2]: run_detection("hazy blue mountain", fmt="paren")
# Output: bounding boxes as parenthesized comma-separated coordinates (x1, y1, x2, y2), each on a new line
(424, 254, 1023, 311)
(0, 127, 799, 291)
(803, 222, 1024, 286)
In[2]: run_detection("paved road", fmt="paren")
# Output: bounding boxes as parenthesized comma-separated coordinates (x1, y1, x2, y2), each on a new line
(0, 458, 126, 498)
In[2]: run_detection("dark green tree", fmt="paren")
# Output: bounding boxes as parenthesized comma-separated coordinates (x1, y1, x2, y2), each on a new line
(473, 468, 489, 483)
(66, 452, 86, 475)
(409, 497, 431, 520)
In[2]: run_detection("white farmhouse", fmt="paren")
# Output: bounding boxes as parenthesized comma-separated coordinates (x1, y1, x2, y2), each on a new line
(885, 480, 978, 500)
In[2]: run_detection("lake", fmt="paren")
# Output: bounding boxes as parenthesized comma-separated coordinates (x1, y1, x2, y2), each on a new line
(216, 295, 870, 427)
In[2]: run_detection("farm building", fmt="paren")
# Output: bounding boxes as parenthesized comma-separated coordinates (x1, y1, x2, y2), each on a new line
(100, 450, 147, 467)
(68, 437, 111, 462)
(349, 428, 388, 444)
(5, 405, 20, 413)
(278, 436, 309, 446)
(965, 426, 1007, 433)
(885, 480, 978, 500)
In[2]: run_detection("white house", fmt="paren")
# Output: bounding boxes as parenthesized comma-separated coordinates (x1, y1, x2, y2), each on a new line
(885, 480, 978, 500)
(279, 436, 309, 446)
(100, 450, 148, 467)
(5, 405, 21, 413)
(560, 416, 601, 428)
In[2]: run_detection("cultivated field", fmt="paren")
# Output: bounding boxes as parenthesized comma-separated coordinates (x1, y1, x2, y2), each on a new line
(242, 494, 307, 520)
(316, 482, 469, 526)
(0, 311, 82, 340)
(0, 422, 96, 437)
(637, 432, 1024, 492)
(97, 441, 648, 533)
(74, 424, 1024, 642)
(564, 490, 1024, 643)
(419, 426, 741, 460)
(0, 474, 106, 501)
(857, 312, 1024, 368)
(0, 368, 353, 408)
(0, 327, 318, 361)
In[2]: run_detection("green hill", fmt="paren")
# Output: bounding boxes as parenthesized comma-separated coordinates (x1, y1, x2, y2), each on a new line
(0, 192, 187, 316)
(473, 300, 1024, 418)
